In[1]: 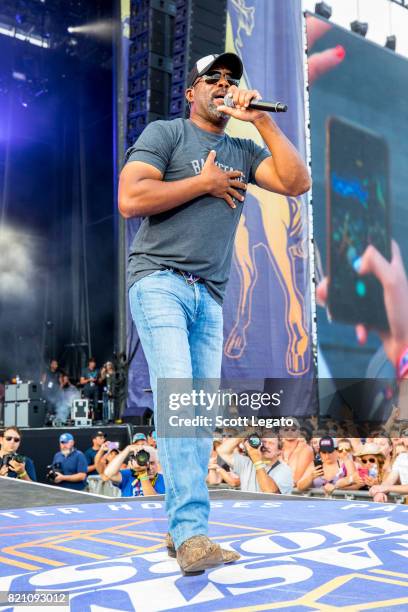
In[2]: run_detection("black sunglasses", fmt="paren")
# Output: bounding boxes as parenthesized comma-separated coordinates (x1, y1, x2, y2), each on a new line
(195, 72, 240, 87)
(361, 457, 377, 464)
(5, 436, 20, 443)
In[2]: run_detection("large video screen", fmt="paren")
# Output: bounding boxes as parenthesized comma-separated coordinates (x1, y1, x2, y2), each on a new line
(307, 13, 408, 383)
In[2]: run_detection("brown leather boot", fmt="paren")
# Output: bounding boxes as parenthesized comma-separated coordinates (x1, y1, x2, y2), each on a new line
(176, 535, 224, 576)
(166, 532, 240, 566)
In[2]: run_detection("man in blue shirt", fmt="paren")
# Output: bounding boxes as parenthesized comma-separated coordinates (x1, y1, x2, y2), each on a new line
(84, 430, 106, 474)
(51, 433, 88, 491)
(104, 443, 164, 497)
(0, 426, 37, 481)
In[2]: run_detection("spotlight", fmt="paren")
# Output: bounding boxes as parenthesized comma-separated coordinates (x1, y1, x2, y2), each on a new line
(385, 35, 396, 51)
(350, 20, 368, 37)
(315, 2, 332, 20)
(12, 71, 26, 81)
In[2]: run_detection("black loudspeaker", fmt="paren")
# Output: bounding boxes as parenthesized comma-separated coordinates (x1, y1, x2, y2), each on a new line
(127, 0, 176, 145)
(16, 401, 46, 427)
(169, 0, 228, 118)
(16, 382, 42, 402)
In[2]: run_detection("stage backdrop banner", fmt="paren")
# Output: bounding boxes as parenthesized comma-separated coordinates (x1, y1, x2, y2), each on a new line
(222, 0, 315, 415)
(124, 0, 316, 416)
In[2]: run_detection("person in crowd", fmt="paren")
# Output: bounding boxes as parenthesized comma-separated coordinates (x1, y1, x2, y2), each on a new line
(0, 426, 36, 482)
(311, 435, 322, 456)
(84, 431, 106, 473)
(336, 438, 355, 463)
(217, 435, 293, 494)
(300, 423, 313, 445)
(280, 421, 313, 485)
(50, 433, 88, 491)
(392, 443, 408, 460)
(370, 433, 393, 475)
(104, 443, 165, 497)
(55, 373, 80, 424)
(207, 440, 240, 488)
(94, 441, 124, 482)
(86, 441, 124, 497)
(369, 444, 408, 502)
(297, 436, 359, 495)
(41, 358, 62, 416)
(132, 432, 148, 446)
(400, 427, 408, 447)
(354, 443, 386, 489)
(147, 430, 157, 448)
(80, 357, 101, 420)
(99, 361, 116, 422)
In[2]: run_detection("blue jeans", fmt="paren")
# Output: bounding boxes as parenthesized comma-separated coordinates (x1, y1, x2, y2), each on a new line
(129, 270, 223, 549)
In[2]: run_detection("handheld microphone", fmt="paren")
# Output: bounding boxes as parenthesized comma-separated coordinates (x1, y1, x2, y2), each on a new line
(223, 94, 288, 113)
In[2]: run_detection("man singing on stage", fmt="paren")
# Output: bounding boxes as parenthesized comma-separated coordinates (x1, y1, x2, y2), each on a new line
(119, 52, 310, 575)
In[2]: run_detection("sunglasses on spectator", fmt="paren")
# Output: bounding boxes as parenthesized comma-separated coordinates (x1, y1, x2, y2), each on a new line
(361, 457, 377, 464)
(195, 72, 240, 87)
(5, 436, 20, 442)
(338, 447, 351, 453)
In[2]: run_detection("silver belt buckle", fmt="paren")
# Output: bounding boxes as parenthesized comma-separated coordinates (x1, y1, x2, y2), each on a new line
(181, 271, 200, 285)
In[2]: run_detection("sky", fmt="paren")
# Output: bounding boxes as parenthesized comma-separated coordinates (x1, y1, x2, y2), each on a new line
(303, 0, 408, 58)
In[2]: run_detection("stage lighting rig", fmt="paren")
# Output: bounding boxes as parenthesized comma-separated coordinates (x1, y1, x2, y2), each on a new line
(350, 20, 368, 37)
(315, 2, 332, 20)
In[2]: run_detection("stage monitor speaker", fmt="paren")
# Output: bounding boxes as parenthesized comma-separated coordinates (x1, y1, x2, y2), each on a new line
(16, 382, 42, 402)
(5, 384, 17, 402)
(4, 403, 16, 427)
(16, 401, 46, 428)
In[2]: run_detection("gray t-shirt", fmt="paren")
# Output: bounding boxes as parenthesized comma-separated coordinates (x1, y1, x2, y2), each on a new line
(125, 118, 270, 304)
(233, 452, 293, 494)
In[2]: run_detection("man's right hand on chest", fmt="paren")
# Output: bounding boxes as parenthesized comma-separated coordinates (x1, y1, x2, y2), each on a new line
(200, 150, 247, 209)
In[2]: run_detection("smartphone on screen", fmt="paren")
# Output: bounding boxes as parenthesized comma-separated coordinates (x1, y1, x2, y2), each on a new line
(314, 454, 323, 468)
(326, 117, 391, 329)
(358, 467, 369, 479)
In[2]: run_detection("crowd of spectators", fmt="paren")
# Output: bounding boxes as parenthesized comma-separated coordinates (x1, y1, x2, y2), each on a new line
(1, 419, 407, 503)
(213, 418, 408, 502)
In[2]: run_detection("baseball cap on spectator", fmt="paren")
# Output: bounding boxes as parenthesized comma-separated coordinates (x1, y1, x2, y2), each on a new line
(93, 431, 106, 439)
(319, 436, 336, 453)
(59, 433, 74, 443)
(186, 53, 243, 89)
(133, 432, 147, 442)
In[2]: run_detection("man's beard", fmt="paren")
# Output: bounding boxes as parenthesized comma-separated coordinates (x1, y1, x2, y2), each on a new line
(207, 100, 227, 124)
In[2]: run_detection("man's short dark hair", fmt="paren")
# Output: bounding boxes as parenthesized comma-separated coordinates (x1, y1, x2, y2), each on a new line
(88, 357, 96, 364)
